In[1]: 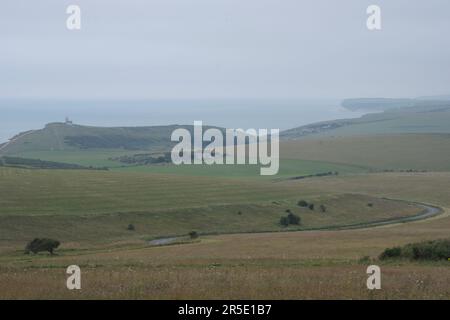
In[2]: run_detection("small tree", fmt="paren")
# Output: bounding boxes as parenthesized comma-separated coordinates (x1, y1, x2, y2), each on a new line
(279, 216, 289, 227)
(25, 238, 60, 255)
(308, 204, 315, 211)
(320, 205, 327, 213)
(367, 203, 374, 207)
(287, 213, 301, 225)
(127, 224, 135, 231)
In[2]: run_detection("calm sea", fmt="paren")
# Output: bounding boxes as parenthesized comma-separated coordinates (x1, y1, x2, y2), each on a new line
(0, 99, 366, 143)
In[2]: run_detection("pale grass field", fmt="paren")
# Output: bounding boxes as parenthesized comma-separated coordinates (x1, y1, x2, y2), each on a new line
(1, 173, 449, 299)
(1, 264, 449, 299)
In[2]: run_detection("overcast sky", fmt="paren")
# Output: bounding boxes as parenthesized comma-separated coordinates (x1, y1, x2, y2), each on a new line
(1, 0, 450, 100)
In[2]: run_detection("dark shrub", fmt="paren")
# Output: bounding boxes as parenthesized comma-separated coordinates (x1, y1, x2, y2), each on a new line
(403, 239, 450, 261)
(320, 205, 327, 213)
(25, 238, 60, 255)
(379, 246, 402, 260)
(280, 213, 301, 227)
(189, 231, 199, 239)
(367, 203, 374, 207)
(237, 211, 242, 215)
(287, 213, 301, 225)
(127, 224, 135, 231)
(297, 200, 308, 207)
(380, 240, 450, 261)
(279, 216, 289, 227)
(308, 204, 315, 211)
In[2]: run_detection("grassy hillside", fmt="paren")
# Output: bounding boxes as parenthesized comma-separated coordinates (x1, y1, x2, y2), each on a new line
(0, 167, 422, 245)
(280, 133, 450, 171)
(0, 172, 449, 299)
(281, 103, 450, 139)
(0, 167, 298, 216)
(0, 156, 104, 170)
(112, 158, 365, 178)
(0, 122, 222, 155)
(6, 149, 136, 168)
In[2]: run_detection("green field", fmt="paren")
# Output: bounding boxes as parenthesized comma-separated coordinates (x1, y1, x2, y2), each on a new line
(281, 133, 450, 172)
(8, 149, 140, 168)
(282, 104, 450, 139)
(10, 133, 450, 177)
(112, 158, 366, 178)
(1, 122, 195, 155)
(0, 166, 424, 247)
(0, 167, 300, 216)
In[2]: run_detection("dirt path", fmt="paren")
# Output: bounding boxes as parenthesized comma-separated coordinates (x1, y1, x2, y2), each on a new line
(320, 202, 443, 231)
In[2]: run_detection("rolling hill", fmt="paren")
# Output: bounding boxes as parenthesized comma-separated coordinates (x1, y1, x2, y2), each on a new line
(0, 122, 227, 167)
(0, 122, 202, 155)
(281, 100, 450, 139)
(280, 133, 450, 172)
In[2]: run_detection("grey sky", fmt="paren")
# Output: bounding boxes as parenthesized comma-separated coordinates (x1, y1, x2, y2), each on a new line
(1, 0, 450, 100)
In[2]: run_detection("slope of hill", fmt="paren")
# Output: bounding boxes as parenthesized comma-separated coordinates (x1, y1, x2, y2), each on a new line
(0, 122, 226, 155)
(280, 133, 450, 172)
(281, 102, 450, 139)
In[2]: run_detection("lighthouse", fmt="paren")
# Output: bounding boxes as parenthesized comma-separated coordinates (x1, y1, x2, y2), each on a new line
(65, 117, 73, 125)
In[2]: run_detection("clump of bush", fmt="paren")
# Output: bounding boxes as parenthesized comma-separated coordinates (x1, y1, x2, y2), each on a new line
(297, 200, 308, 207)
(367, 203, 374, 207)
(297, 200, 316, 211)
(319, 205, 327, 213)
(379, 246, 402, 260)
(280, 212, 301, 227)
(189, 231, 199, 239)
(25, 238, 60, 255)
(127, 224, 135, 231)
(379, 239, 450, 261)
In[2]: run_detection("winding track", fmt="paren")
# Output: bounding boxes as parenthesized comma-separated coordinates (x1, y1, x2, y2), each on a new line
(148, 202, 444, 246)
(311, 202, 443, 231)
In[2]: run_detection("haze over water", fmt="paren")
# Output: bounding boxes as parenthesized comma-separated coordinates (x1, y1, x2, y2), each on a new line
(0, 99, 365, 143)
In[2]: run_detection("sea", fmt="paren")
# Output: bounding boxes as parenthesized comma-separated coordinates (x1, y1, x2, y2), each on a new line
(0, 99, 367, 143)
